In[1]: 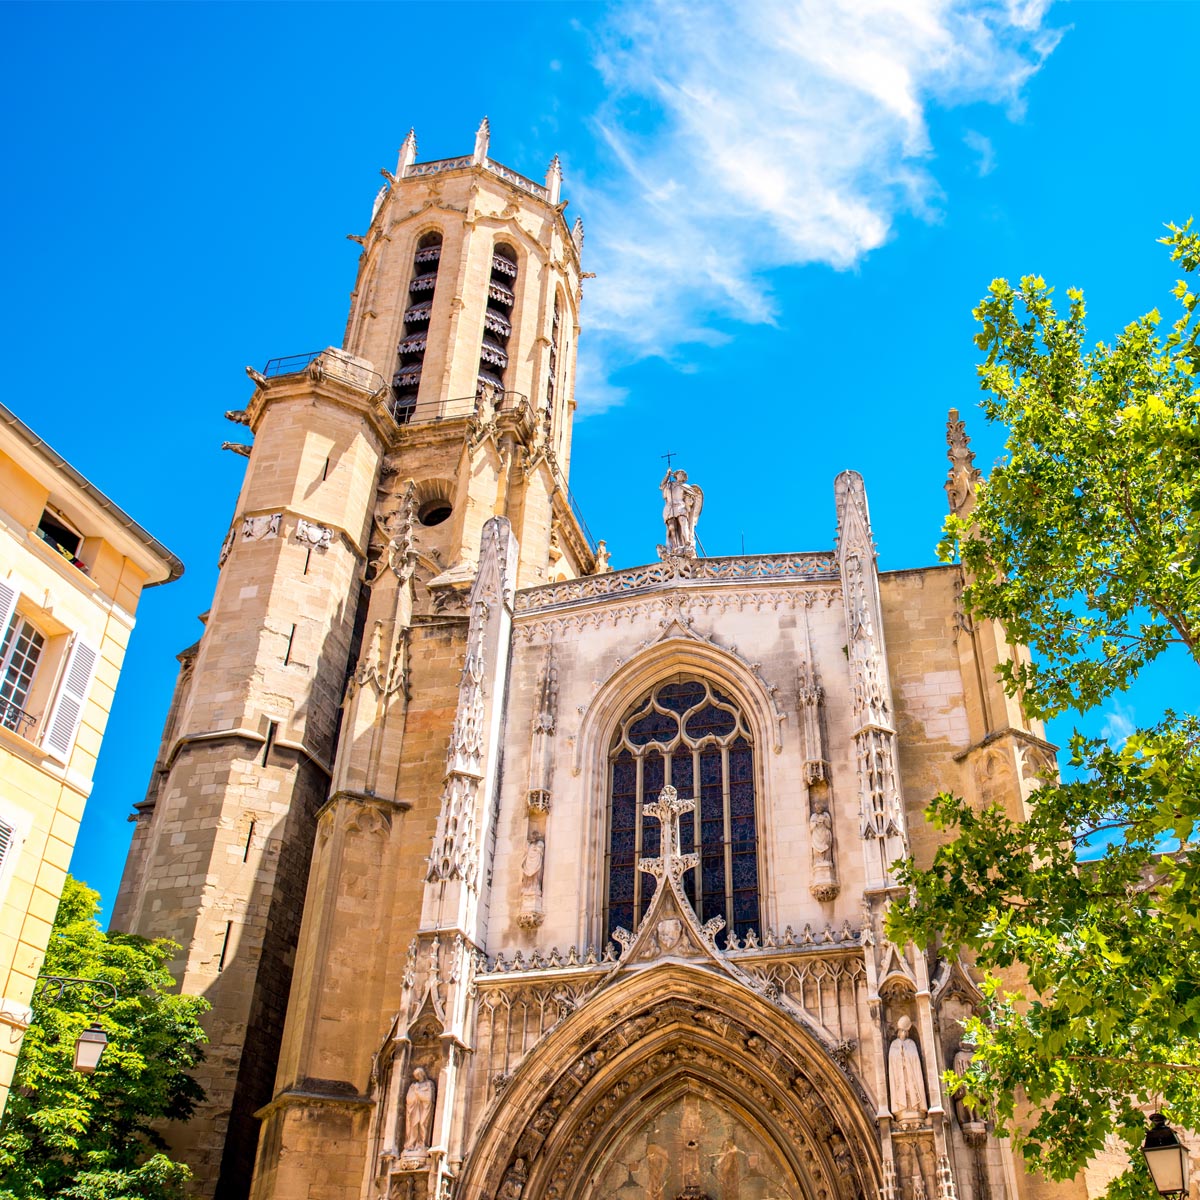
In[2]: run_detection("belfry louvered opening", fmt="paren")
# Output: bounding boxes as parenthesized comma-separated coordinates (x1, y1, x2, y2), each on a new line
(392, 231, 442, 423)
(478, 243, 517, 398)
(605, 678, 761, 949)
(544, 293, 562, 436)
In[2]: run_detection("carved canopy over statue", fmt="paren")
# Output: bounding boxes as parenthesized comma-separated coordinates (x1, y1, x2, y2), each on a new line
(659, 468, 704, 558)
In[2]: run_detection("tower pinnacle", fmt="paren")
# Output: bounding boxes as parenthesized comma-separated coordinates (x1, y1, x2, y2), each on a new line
(473, 116, 490, 164)
(397, 127, 418, 176)
(545, 154, 563, 205)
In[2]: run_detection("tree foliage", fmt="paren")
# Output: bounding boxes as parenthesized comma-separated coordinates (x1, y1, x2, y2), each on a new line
(0, 877, 208, 1200)
(889, 222, 1200, 1194)
(939, 220, 1198, 719)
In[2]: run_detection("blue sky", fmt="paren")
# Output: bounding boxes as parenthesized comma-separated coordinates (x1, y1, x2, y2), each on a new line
(3, 1, 1194, 918)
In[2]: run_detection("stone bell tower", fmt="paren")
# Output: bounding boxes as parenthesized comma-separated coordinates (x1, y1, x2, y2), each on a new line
(113, 120, 594, 1200)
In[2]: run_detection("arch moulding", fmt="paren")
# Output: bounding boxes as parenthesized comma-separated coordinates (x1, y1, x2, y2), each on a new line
(456, 963, 882, 1200)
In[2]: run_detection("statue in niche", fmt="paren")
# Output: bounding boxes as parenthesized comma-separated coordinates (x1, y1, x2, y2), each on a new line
(888, 1016, 929, 1122)
(498, 1158, 527, 1200)
(402, 1066, 436, 1155)
(953, 1041, 984, 1127)
(659, 468, 704, 557)
(521, 836, 545, 896)
(809, 801, 838, 899)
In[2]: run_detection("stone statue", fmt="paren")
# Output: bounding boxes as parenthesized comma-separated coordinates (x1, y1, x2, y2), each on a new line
(659, 468, 704, 557)
(953, 1041, 982, 1126)
(477, 381, 497, 423)
(521, 836, 545, 895)
(403, 1066, 436, 1154)
(810, 807, 834, 865)
(594, 539, 612, 573)
(498, 1158, 527, 1200)
(809, 804, 838, 900)
(888, 1015, 928, 1121)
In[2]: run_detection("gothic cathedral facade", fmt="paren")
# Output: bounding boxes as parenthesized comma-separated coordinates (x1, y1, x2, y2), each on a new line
(113, 125, 1080, 1200)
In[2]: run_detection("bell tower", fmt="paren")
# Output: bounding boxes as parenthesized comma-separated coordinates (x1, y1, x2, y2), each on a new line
(113, 123, 595, 1200)
(342, 117, 590, 593)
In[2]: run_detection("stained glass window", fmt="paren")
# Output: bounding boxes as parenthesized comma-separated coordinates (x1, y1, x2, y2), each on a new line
(604, 679, 760, 948)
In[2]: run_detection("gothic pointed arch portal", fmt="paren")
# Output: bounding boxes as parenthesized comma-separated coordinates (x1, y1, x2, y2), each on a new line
(457, 966, 881, 1200)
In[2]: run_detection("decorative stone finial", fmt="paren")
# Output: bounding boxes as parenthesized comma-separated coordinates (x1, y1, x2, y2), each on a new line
(545, 154, 563, 205)
(473, 117, 491, 165)
(397, 128, 418, 175)
(945, 407, 981, 517)
(571, 216, 584, 254)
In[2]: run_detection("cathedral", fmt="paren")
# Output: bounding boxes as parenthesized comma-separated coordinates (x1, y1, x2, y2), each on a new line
(112, 123, 1077, 1200)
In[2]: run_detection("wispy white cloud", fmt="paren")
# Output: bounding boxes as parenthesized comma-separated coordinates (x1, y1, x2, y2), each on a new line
(570, 0, 1061, 411)
(964, 129, 997, 176)
(1100, 699, 1136, 746)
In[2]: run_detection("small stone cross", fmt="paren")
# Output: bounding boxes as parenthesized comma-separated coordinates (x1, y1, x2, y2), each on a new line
(640, 785, 699, 884)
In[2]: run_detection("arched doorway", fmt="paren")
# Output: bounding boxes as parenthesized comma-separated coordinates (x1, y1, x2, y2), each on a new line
(457, 965, 880, 1200)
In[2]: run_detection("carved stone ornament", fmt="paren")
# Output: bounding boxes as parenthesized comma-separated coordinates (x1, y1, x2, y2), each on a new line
(295, 518, 334, 550)
(217, 524, 235, 568)
(241, 512, 281, 541)
(945, 407, 981, 517)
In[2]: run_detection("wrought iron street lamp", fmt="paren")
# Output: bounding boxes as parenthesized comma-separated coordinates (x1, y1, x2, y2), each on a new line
(72, 1024, 108, 1074)
(36, 975, 118, 1075)
(1142, 1113, 1190, 1196)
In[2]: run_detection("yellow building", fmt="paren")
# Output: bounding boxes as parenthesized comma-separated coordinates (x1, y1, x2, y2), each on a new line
(0, 402, 181, 1113)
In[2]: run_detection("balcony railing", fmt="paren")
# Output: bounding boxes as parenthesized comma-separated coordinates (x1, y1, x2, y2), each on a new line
(261, 349, 387, 395)
(1, 699, 36, 738)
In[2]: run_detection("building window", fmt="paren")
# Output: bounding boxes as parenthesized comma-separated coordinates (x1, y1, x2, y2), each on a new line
(478, 243, 517, 399)
(392, 231, 443, 424)
(0, 614, 44, 736)
(605, 678, 760, 948)
(36, 508, 88, 575)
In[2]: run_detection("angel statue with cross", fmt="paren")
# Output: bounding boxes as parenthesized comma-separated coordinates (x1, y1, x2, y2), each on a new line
(659, 460, 704, 558)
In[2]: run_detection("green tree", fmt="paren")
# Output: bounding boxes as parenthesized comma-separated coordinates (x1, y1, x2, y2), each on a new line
(888, 221, 1200, 1194)
(0, 877, 209, 1200)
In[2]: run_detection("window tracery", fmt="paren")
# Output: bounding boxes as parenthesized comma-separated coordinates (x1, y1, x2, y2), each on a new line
(606, 679, 760, 947)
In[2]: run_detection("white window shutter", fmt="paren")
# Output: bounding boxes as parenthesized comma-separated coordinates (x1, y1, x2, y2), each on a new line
(0, 819, 14, 874)
(42, 636, 98, 762)
(0, 579, 17, 641)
